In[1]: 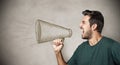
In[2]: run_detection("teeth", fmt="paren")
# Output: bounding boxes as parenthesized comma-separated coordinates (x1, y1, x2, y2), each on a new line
(81, 30, 84, 34)
(81, 29, 84, 34)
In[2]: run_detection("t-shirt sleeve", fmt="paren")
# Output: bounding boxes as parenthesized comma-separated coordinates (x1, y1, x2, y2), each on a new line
(67, 48, 78, 65)
(111, 42, 120, 65)
(67, 44, 82, 65)
(67, 55, 77, 65)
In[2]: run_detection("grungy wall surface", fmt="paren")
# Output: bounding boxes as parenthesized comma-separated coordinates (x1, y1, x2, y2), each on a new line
(0, 0, 120, 65)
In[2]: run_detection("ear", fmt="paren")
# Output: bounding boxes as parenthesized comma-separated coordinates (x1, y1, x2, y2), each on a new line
(91, 24, 97, 31)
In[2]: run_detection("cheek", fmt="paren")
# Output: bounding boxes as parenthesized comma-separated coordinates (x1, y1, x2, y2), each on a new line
(84, 26, 91, 31)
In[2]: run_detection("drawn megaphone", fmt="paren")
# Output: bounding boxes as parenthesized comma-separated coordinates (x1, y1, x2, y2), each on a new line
(35, 19, 72, 43)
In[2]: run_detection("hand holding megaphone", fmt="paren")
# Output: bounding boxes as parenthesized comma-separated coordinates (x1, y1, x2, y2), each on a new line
(53, 38, 64, 54)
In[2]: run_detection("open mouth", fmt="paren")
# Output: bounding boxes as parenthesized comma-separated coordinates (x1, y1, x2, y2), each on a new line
(81, 29, 84, 35)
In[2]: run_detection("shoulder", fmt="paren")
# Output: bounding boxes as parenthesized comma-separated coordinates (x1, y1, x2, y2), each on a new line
(77, 41, 88, 49)
(102, 36, 120, 45)
(102, 36, 115, 43)
(73, 41, 88, 54)
(102, 36, 120, 49)
(79, 41, 88, 46)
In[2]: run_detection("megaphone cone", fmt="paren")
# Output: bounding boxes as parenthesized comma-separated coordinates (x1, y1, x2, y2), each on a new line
(35, 19, 72, 43)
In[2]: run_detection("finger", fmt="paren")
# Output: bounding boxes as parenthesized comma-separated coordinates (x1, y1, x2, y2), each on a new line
(54, 39, 62, 42)
(53, 39, 63, 46)
(52, 45, 56, 48)
(53, 39, 62, 43)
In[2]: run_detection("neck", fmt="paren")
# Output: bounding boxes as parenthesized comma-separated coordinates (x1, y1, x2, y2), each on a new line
(88, 32, 102, 46)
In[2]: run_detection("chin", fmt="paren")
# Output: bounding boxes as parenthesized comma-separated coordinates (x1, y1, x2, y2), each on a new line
(82, 36, 88, 39)
(82, 37, 88, 39)
(82, 34, 89, 39)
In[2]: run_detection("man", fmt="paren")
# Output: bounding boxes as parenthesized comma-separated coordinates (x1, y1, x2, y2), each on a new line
(53, 10, 120, 65)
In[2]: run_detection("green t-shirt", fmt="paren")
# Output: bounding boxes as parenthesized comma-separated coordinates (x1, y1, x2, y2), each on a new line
(67, 37, 120, 65)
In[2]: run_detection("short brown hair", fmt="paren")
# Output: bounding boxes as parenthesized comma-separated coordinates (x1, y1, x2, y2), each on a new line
(82, 10, 104, 33)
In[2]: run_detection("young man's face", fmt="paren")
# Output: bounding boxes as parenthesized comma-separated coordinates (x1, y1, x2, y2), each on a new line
(80, 15, 92, 39)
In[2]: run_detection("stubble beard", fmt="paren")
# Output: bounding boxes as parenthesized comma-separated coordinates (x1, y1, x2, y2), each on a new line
(82, 29, 92, 40)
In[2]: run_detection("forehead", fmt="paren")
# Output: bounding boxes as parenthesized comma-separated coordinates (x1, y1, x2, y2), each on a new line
(82, 15, 90, 22)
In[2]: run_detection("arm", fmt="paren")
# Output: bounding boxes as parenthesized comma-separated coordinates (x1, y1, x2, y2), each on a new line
(53, 39, 67, 65)
(56, 51, 67, 65)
